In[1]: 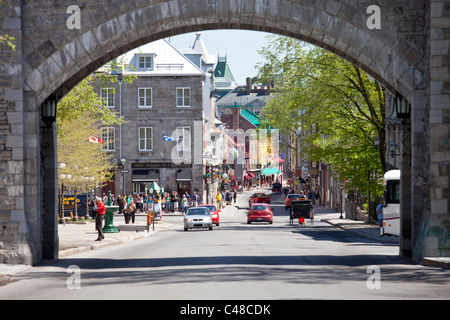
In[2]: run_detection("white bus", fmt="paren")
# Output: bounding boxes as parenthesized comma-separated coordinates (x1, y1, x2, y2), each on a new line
(381, 170, 400, 236)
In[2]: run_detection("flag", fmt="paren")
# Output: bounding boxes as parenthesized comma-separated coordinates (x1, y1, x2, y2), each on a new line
(163, 132, 175, 142)
(87, 137, 103, 144)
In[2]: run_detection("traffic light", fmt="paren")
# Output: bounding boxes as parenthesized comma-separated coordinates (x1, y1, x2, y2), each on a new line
(205, 167, 210, 178)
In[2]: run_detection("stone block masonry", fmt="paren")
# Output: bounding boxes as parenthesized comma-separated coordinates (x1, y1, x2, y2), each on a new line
(0, 0, 447, 264)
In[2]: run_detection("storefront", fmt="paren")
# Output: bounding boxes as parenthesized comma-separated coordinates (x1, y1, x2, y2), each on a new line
(131, 163, 193, 195)
(176, 168, 192, 195)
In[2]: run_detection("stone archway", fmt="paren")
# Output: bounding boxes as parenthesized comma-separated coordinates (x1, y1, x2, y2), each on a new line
(1, 0, 447, 265)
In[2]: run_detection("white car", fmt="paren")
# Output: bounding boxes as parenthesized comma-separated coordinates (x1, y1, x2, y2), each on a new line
(184, 207, 213, 231)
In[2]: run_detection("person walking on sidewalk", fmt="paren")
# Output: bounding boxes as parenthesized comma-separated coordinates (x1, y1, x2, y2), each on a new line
(95, 198, 106, 241)
(376, 200, 383, 228)
(216, 191, 222, 210)
(314, 188, 320, 207)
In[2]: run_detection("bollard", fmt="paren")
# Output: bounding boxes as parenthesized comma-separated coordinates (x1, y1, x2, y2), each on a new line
(103, 206, 119, 233)
(147, 211, 153, 232)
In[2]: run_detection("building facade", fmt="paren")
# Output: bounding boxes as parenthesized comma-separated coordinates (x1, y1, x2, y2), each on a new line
(99, 39, 206, 197)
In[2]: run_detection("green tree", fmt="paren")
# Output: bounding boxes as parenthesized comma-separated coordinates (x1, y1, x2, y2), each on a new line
(57, 75, 124, 218)
(257, 35, 385, 203)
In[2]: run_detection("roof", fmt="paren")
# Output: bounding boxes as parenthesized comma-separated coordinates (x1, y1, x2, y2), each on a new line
(119, 39, 204, 77)
(191, 32, 216, 66)
(214, 56, 237, 86)
(217, 89, 273, 107)
(240, 109, 261, 127)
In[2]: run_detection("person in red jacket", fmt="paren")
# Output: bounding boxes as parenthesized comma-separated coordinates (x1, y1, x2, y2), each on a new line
(95, 198, 106, 241)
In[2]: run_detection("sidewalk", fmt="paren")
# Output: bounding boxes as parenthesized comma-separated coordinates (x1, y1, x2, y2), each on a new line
(316, 207, 450, 270)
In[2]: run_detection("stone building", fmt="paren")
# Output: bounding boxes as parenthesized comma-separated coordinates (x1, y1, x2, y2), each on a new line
(99, 39, 206, 197)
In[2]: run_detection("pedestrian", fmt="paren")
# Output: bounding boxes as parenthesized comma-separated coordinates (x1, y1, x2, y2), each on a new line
(165, 193, 171, 212)
(135, 194, 141, 213)
(181, 194, 188, 213)
(129, 200, 136, 224)
(223, 189, 228, 205)
(233, 190, 237, 203)
(376, 200, 383, 228)
(314, 188, 320, 207)
(173, 192, 179, 212)
(94, 198, 106, 241)
(215, 191, 222, 210)
(117, 195, 124, 216)
(125, 200, 136, 224)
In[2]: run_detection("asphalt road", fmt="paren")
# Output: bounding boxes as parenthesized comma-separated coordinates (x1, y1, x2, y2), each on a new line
(1, 191, 449, 301)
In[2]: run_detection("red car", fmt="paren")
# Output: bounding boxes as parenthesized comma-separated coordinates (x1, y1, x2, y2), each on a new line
(247, 203, 273, 224)
(198, 204, 220, 226)
(285, 194, 301, 210)
(248, 193, 271, 206)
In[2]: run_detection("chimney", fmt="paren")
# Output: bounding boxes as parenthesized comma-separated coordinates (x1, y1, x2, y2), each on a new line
(246, 77, 251, 95)
(232, 106, 240, 131)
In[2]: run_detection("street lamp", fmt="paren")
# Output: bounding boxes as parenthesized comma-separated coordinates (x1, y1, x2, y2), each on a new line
(373, 136, 381, 149)
(395, 94, 411, 121)
(41, 94, 57, 123)
(389, 141, 400, 158)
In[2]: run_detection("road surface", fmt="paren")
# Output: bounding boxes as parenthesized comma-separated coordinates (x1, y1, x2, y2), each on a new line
(0, 191, 449, 302)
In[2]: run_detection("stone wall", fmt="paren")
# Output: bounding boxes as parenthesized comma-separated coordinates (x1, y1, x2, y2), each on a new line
(424, 0, 450, 258)
(0, 0, 446, 264)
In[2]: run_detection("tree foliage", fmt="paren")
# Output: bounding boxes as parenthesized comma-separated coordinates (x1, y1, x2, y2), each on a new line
(57, 76, 123, 192)
(257, 35, 386, 199)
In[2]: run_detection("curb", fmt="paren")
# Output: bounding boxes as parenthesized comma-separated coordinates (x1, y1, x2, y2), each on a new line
(423, 257, 450, 270)
(58, 229, 154, 259)
(321, 219, 399, 245)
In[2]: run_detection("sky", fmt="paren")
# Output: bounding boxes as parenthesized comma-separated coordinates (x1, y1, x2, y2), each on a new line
(166, 30, 274, 86)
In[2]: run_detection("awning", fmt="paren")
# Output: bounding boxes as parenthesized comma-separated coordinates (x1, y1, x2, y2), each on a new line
(247, 172, 255, 178)
(133, 169, 159, 182)
(176, 168, 191, 182)
(244, 175, 251, 180)
(261, 167, 281, 176)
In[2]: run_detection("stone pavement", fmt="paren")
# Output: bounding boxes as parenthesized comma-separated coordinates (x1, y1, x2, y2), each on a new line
(1, 190, 449, 283)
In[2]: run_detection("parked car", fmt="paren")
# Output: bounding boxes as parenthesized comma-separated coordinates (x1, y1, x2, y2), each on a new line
(249, 193, 271, 207)
(184, 207, 213, 231)
(247, 203, 273, 224)
(285, 194, 301, 210)
(198, 204, 220, 226)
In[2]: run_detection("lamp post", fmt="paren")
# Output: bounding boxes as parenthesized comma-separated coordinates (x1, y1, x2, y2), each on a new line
(41, 95, 57, 123)
(395, 94, 411, 122)
(59, 163, 66, 224)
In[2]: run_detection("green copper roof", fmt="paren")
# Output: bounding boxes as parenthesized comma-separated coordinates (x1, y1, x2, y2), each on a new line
(240, 109, 261, 127)
(214, 60, 236, 82)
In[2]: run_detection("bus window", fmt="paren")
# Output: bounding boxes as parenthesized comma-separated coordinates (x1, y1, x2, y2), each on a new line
(385, 180, 400, 204)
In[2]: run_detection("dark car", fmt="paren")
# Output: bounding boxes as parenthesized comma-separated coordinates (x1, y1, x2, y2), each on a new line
(272, 183, 282, 193)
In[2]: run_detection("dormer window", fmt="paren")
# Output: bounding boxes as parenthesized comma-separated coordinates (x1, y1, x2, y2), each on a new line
(136, 54, 155, 71)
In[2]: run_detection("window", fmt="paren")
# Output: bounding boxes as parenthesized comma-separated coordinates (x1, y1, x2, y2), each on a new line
(101, 127, 115, 151)
(385, 180, 400, 204)
(176, 87, 191, 107)
(101, 88, 115, 108)
(177, 127, 191, 151)
(133, 183, 147, 194)
(139, 127, 153, 151)
(138, 88, 152, 108)
(137, 54, 154, 71)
